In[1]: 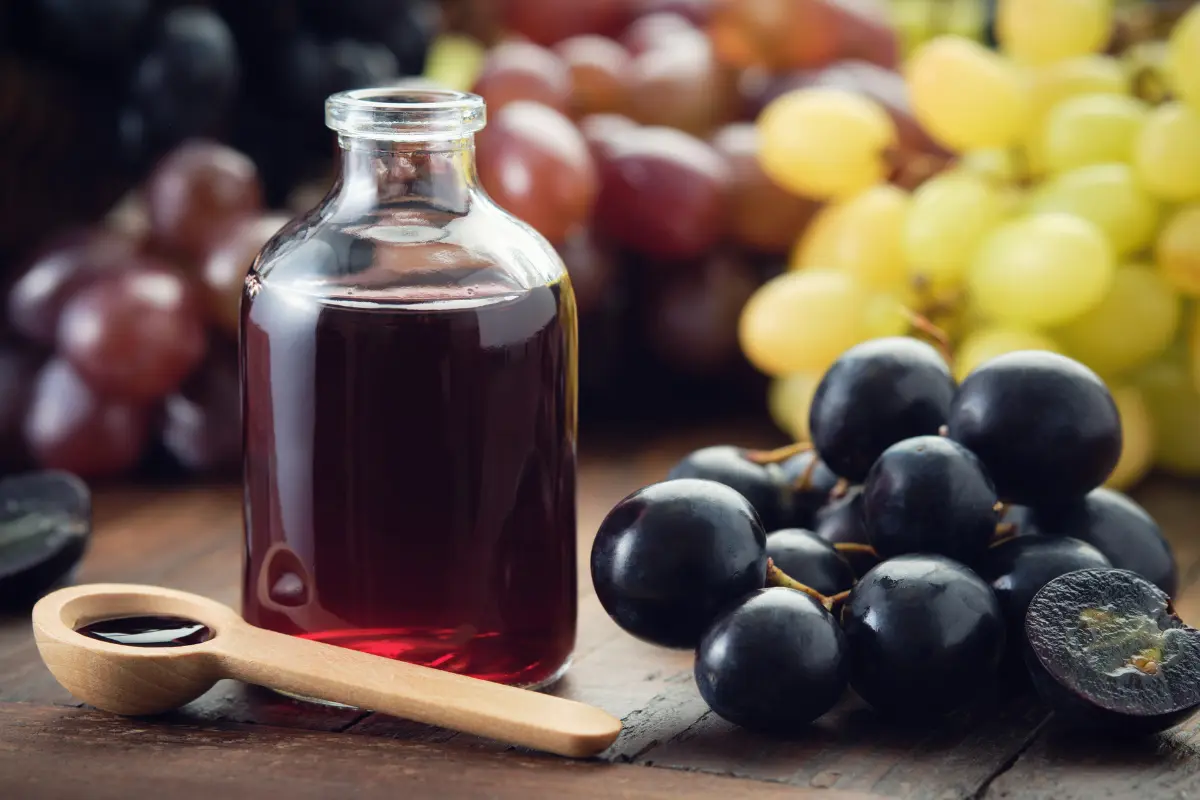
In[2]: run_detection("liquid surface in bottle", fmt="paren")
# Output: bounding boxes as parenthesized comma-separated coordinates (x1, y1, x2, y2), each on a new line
(240, 230, 578, 687)
(76, 615, 214, 647)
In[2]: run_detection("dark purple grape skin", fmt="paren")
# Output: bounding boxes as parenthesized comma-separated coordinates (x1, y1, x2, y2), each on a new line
(842, 555, 1005, 718)
(765, 528, 854, 597)
(863, 436, 998, 566)
(1025, 568, 1200, 734)
(590, 478, 767, 649)
(666, 445, 790, 531)
(809, 337, 955, 483)
(779, 449, 838, 529)
(1017, 488, 1176, 597)
(947, 351, 1121, 507)
(978, 535, 1110, 637)
(814, 488, 879, 578)
(695, 587, 847, 732)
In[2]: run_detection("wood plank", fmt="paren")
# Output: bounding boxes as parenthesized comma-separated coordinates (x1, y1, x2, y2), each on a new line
(0, 702, 881, 800)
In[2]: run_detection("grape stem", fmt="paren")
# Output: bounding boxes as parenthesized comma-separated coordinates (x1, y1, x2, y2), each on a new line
(792, 452, 820, 491)
(746, 441, 811, 465)
(990, 523, 1018, 548)
(832, 542, 878, 559)
(830, 478, 851, 499)
(902, 308, 955, 367)
(766, 558, 839, 612)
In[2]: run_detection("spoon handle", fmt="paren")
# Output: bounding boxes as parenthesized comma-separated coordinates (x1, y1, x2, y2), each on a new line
(215, 626, 621, 758)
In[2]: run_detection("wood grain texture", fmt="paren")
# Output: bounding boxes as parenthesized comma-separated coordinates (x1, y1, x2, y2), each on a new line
(3, 426, 1200, 798)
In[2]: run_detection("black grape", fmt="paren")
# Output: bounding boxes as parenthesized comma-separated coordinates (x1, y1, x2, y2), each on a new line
(35, 0, 151, 65)
(666, 445, 790, 531)
(777, 448, 838, 529)
(764, 528, 854, 597)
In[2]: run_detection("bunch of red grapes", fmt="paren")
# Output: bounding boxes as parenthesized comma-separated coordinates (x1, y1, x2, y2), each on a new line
(1, 141, 279, 480)
(466, 0, 950, 421)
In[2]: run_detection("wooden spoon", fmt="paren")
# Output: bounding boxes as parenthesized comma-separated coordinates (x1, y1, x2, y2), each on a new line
(32, 583, 622, 758)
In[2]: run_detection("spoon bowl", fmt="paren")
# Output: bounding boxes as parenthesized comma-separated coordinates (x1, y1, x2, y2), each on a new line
(32, 583, 622, 758)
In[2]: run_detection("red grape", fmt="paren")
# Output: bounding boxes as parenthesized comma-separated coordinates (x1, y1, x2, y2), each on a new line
(201, 214, 290, 338)
(161, 348, 241, 474)
(709, 0, 898, 72)
(56, 261, 208, 402)
(502, 0, 632, 45)
(710, 123, 820, 254)
(555, 35, 630, 118)
(642, 251, 758, 375)
(631, 0, 714, 25)
(594, 126, 731, 260)
(0, 347, 37, 470)
(7, 229, 139, 347)
(579, 113, 640, 165)
(23, 358, 149, 479)
(472, 41, 573, 115)
(145, 140, 264, 265)
(557, 228, 619, 316)
(477, 101, 598, 245)
(624, 26, 738, 135)
(620, 11, 697, 55)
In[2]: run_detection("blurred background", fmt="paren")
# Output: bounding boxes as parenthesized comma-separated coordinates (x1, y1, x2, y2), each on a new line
(0, 0, 1196, 494)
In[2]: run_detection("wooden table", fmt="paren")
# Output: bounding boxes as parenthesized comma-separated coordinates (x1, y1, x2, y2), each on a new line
(3, 426, 1200, 799)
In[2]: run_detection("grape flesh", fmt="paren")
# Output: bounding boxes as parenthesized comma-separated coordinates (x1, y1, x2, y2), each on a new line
(695, 587, 847, 732)
(947, 351, 1121, 506)
(1133, 102, 1200, 203)
(863, 436, 998, 565)
(1029, 163, 1160, 258)
(590, 478, 767, 649)
(842, 555, 1005, 717)
(56, 263, 208, 402)
(809, 337, 955, 482)
(906, 35, 1031, 152)
(23, 359, 149, 478)
(756, 87, 897, 201)
(1054, 264, 1181, 379)
(476, 101, 598, 246)
(967, 213, 1115, 328)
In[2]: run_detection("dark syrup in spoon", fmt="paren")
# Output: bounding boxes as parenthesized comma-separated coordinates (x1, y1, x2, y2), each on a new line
(76, 615, 214, 647)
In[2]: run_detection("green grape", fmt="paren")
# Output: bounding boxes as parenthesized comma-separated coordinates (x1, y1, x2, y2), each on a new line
(1025, 55, 1130, 176)
(1156, 205, 1200, 296)
(1029, 163, 1160, 257)
(1135, 352, 1200, 477)
(790, 201, 844, 271)
(423, 34, 487, 92)
(953, 326, 1060, 383)
(757, 88, 897, 200)
(1192, 312, 1200, 396)
(968, 213, 1115, 328)
(891, 0, 988, 57)
(1167, 3, 1200, 111)
(739, 269, 870, 376)
(1133, 102, 1200, 203)
(1105, 384, 1154, 491)
(809, 184, 910, 292)
(1038, 94, 1148, 174)
(768, 372, 820, 441)
(997, 0, 1112, 66)
(1054, 264, 1182, 378)
(860, 291, 911, 339)
(1124, 41, 1172, 105)
(906, 35, 1032, 152)
(958, 148, 1024, 183)
(904, 171, 1007, 290)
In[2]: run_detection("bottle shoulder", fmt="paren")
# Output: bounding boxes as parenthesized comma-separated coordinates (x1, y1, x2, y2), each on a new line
(251, 194, 566, 301)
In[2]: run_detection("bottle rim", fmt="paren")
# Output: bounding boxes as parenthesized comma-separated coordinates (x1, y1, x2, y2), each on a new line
(325, 84, 486, 141)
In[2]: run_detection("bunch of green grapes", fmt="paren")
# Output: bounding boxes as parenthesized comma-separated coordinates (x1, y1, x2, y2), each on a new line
(742, 0, 1200, 492)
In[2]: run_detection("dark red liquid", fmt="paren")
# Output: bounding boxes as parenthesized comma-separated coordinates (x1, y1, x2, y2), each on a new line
(240, 270, 577, 687)
(77, 615, 213, 647)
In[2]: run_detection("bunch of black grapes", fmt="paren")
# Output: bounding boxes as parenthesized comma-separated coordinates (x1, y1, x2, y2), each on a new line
(592, 340, 1200, 735)
(7, 0, 438, 204)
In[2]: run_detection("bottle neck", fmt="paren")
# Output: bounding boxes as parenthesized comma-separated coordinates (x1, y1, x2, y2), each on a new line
(334, 135, 478, 215)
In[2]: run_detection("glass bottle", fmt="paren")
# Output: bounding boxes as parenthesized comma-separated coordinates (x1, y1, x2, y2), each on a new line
(240, 88, 578, 688)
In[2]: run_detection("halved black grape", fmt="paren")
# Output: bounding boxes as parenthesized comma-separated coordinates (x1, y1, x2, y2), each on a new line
(1018, 488, 1176, 597)
(0, 470, 91, 606)
(842, 555, 1005, 717)
(863, 436, 998, 565)
(1025, 568, 1200, 733)
(947, 351, 1121, 507)
(695, 587, 847, 732)
(809, 337, 955, 482)
(666, 445, 789, 531)
(979, 536, 1111, 638)
(765, 529, 854, 597)
(590, 478, 766, 648)
(778, 448, 838, 529)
